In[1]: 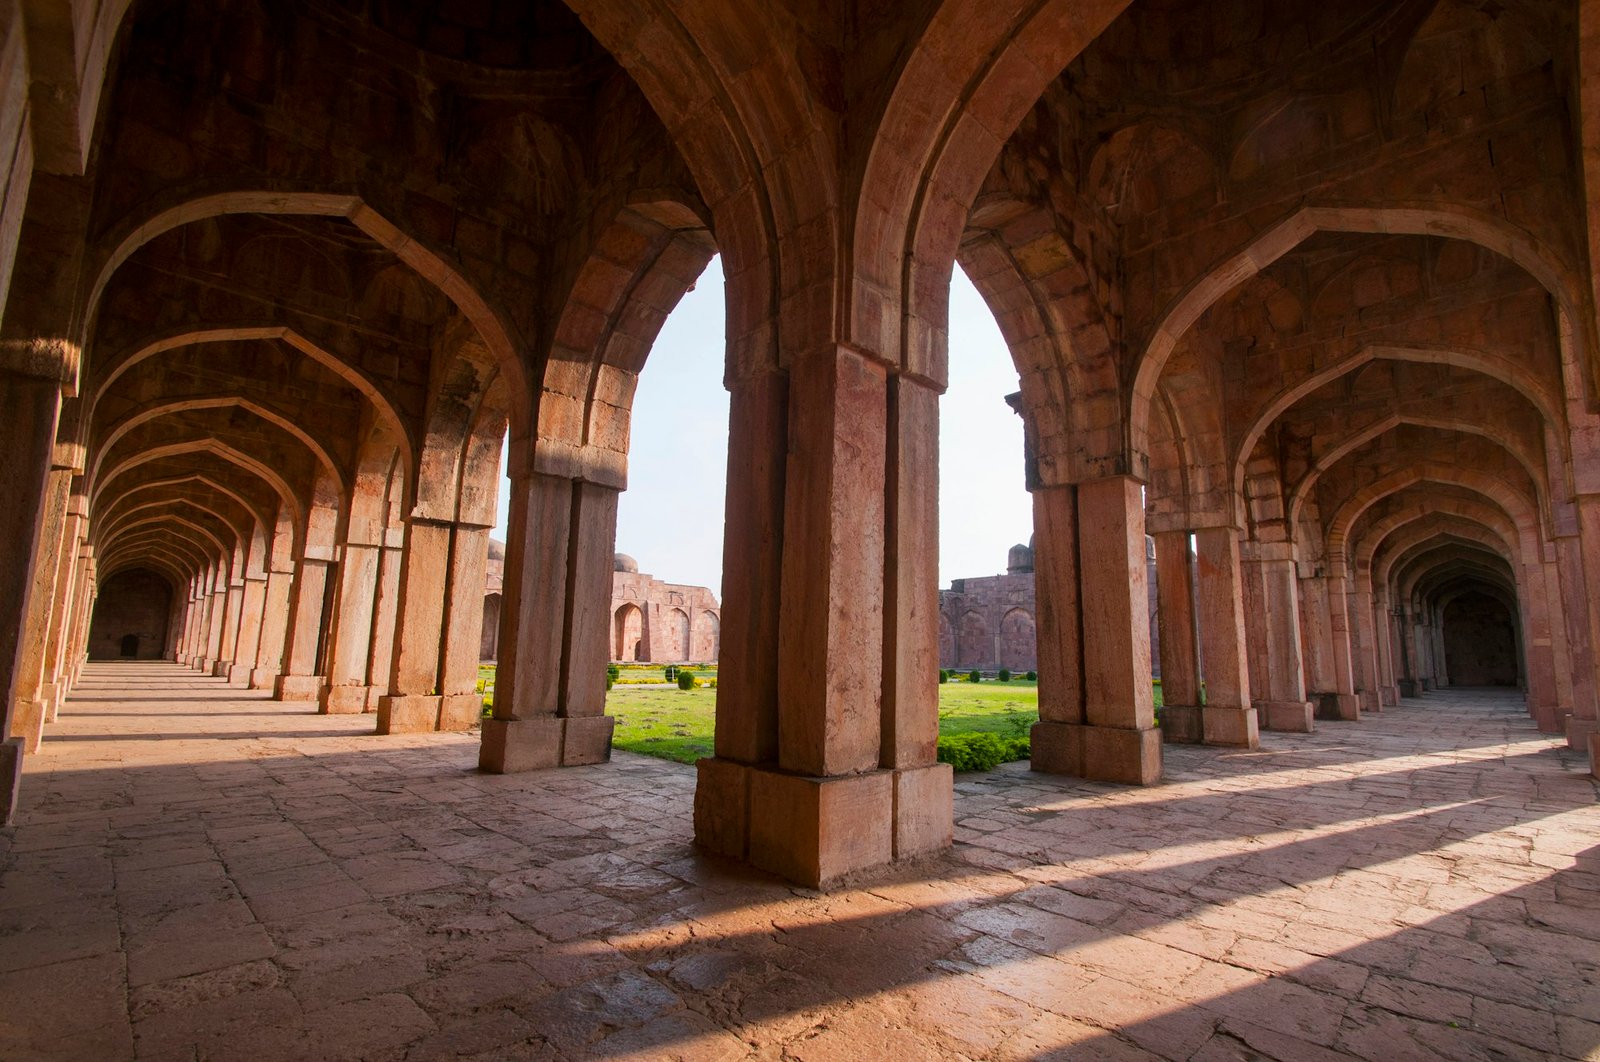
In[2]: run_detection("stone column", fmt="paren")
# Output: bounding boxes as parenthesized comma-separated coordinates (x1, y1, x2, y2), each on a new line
(1193, 526, 1258, 747)
(39, 491, 85, 721)
(1242, 544, 1314, 731)
(1562, 495, 1600, 750)
(200, 571, 227, 672)
(364, 536, 403, 710)
(1298, 573, 1338, 713)
(437, 523, 494, 732)
(1032, 476, 1161, 783)
(229, 575, 267, 685)
(1543, 559, 1575, 729)
(691, 374, 785, 853)
(10, 469, 71, 753)
(377, 519, 452, 731)
(251, 568, 293, 688)
(66, 549, 95, 687)
(876, 376, 949, 858)
(274, 558, 330, 700)
(318, 543, 380, 714)
(1375, 598, 1400, 704)
(211, 569, 245, 678)
(1520, 560, 1561, 732)
(1324, 567, 1362, 720)
(0, 371, 60, 822)
(1151, 530, 1202, 743)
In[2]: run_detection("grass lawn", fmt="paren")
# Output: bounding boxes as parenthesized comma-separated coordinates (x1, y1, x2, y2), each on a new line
(605, 679, 1053, 766)
(484, 669, 1163, 769)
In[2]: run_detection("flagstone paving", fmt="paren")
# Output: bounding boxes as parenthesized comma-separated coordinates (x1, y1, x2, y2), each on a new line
(1, 662, 1596, 1060)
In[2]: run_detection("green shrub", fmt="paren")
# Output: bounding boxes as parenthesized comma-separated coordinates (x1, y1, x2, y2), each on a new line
(607, 664, 620, 682)
(998, 668, 1011, 682)
(938, 669, 949, 684)
(676, 669, 697, 690)
(936, 732, 1030, 772)
(664, 665, 677, 682)
(1026, 670, 1037, 681)
(967, 669, 981, 683)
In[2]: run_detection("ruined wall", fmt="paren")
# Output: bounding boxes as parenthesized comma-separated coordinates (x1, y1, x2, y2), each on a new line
(610, 564, 720, 664)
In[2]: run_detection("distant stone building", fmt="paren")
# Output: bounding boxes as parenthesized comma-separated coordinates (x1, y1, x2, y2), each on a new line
(609, 554, 720, 663)
(939, 537, 1161, 674)
(481, 544, 720, 664)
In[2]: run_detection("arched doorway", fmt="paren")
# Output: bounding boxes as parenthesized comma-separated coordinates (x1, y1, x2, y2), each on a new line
(614, 603, 643, 662)
(1443, 591, 1520, 686)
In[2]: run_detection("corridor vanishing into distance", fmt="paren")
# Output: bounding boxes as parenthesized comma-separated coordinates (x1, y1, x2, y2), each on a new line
(1, 663, 1595, 1061)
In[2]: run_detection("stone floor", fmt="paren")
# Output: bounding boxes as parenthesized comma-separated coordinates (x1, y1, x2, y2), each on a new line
(1, 664, 1597, 1061)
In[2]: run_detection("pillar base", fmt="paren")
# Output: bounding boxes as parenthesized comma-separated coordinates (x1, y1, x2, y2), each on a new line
(1257, 700, 1314, 733)
(561, 715, 614, 764)
(10, 700, 46, 753)
(211, 660, 231, 678)
(1567, 716, 1599, 752)
(1531, 703, 1561, 734)
(0, 737, 22, 826)
(40, 683, 60, 723)
(1030, 721, 1162, 785)
(318, 685, 370, 715)
(1203, 705, 1259, 748)
(274, 674, 322, 701)
(1318, 697, 1356, 722)
(225, 664, 251, 685)
(1358, 689, 1380, 712)
(365, 687, 384, 712)
(248, 668, 278, 690)
(376, 694, 441, 734)
(479, 715, 616, 772)
(692, 760, 951, 888)
(440, 693, 484, 732)
(1159, 705, 1203, 744)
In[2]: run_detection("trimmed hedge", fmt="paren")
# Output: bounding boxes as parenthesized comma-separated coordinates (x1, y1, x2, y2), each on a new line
(936, 731, 1030, 772)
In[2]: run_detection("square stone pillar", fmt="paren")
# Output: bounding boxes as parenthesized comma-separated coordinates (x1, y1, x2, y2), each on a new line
(438, 524, 494, 733)
(318, 543, 380, 714)
(250, 568, 293, 688)
(694, 354, 951, 887)
(1152, 530, 1201, 744)
(1324, 570, 1362, 721)
(228, 576, 267, 685)
(1031, 477, 1161, 784)
(274, 558, 330, 701)
(480, 472, 617, 768)
(1194, 527, 1258, 748)
(1519, 561, 1561, 732)
(1243, 546, 1313, 732)
(364, 540, 402, 710)
(1561, 496, 1600, 750)
(377, 519, 452, 732)
(212, 576, 245, 677)
(0, 370, 62, 822)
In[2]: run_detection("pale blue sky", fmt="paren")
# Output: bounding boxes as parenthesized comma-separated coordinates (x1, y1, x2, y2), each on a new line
(493, 258, 1034, 597)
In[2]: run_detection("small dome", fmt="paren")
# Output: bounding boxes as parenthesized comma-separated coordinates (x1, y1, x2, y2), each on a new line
(613, 553, 639, 573)
(1007, 543, 1034, 574)
(487, 538, 506, 562)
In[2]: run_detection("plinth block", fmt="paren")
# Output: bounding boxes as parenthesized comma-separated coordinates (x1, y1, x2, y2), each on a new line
(377, 694, 441, 734)
(1258, 700, 1314, 732)
(274, 675, 322, 701)
(893, 763, 953, 860)
(1203, 705, 1259, 748)
(1567, 716, 1599, 752)
(479, 717, 564, 773)
(748, 768, 893, 888)
(1032, 721, 1162, 784)
(693, 757, 750, 860)
(561, 715, 614, 764)
(248, 668, 277, 690)
(1160, 705, 1203, 744)
(225, 664, 250, 685)
(0, 737, 21, 826)
(11, 700, 45, 753)
(318, 685, 369, 715)
(439, 693, 483, 732)
(211, 661, 231, 678)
